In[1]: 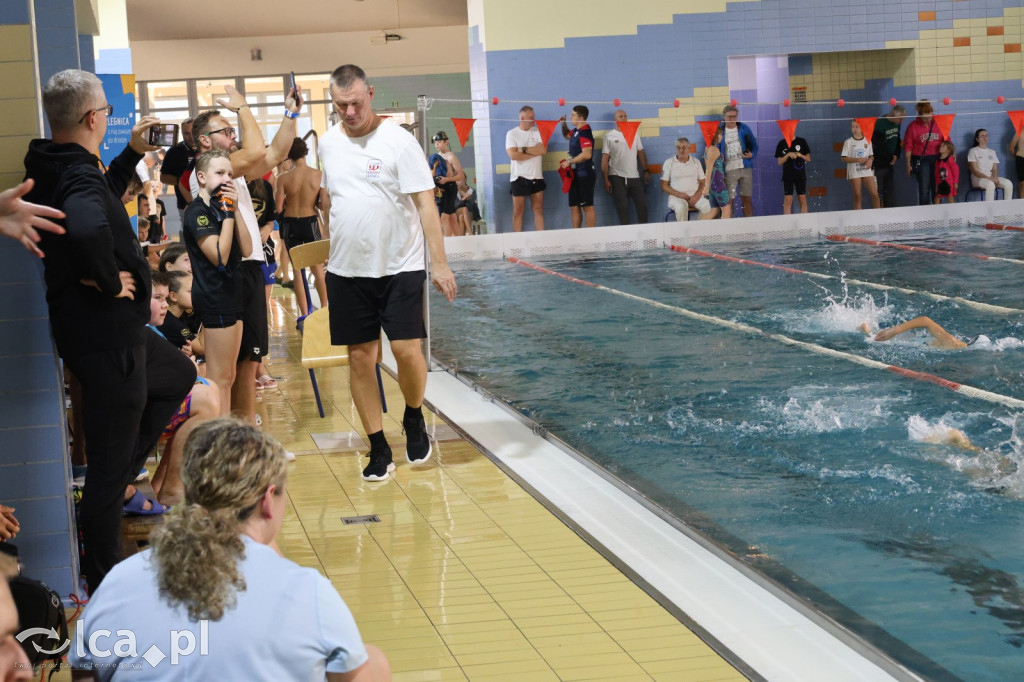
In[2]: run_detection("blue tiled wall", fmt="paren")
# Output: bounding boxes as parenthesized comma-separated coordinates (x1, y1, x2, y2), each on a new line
(0, 0, 83, 600)
(473, 0, 1024, 231)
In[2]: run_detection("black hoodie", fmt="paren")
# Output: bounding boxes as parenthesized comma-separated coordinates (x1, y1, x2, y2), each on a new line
(23, 140, 151, 355)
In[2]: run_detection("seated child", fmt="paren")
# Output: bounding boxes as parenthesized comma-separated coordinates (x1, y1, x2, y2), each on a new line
(148, 270, 220, 506)
(159, 271, 205, 360)
(158, 242, 191, 274)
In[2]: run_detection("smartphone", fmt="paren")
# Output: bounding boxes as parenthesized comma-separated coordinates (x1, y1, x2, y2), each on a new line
(290, 71, 297, 95)
(147, 123, 179, 147)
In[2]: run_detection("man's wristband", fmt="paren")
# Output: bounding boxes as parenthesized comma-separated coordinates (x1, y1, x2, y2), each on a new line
(284, 109, 299, 119)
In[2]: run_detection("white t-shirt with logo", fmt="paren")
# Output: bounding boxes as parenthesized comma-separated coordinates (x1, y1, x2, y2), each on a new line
(724, 127, 744, 171)
(842, 137, 874, 179)
(505, 126, 544, 181)
(603, 129, 644, 179)
(968, 146, 1000, 184)
(319, 120, 435, 278)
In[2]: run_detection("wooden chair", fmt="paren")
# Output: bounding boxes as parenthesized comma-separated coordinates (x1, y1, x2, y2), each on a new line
(288, 240, 386, 418)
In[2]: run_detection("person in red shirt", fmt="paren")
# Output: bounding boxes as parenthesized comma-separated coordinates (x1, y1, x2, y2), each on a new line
(903, 100, 943, 205)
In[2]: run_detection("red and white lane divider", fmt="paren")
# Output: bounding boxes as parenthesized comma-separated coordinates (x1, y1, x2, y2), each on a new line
(668, 245, 1021, 315)
(827, 234, 1024, 265)
(983, 222, 1024, 232)
(506, 256, 1024, 410)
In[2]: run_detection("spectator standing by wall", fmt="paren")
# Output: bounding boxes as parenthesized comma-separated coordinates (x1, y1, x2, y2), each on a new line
(903, 101, 942, 205)
(601, 109, 649, 225)
(871, 105, 904, 207)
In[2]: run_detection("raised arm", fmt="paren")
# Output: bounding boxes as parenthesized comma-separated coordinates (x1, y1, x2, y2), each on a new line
(874, 316, 966, 348)
(215, 86, 267, 178)
(249, 88, 304, 180)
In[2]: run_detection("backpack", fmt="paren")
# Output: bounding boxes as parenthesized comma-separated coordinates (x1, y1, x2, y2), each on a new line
(9, 574, 70, 670)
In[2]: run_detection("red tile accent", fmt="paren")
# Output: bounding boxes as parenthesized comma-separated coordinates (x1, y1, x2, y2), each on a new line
(953, 37, 971, 47)
(834, 168, 848, 179)
(808, 186, 828, 197)
(1006, 44, 1021, 53)
(987, 26, 1004, 36)
(919, 11, 936, 21)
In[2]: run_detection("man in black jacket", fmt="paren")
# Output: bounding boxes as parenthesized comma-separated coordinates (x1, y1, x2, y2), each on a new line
(22, 69, 195, 593)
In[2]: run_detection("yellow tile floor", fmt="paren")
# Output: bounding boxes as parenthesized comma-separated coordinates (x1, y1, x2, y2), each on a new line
(55, 287, 746, 682)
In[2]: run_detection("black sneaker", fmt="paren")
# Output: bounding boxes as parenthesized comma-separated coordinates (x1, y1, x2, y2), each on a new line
(403, 413, 432, 465)
(362, 446, 395, 481)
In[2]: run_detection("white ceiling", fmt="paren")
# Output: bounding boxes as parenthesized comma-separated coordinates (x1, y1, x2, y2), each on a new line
(126, 0, 468, 41)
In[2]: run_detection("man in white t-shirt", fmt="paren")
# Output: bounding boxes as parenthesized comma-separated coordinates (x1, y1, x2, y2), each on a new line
(601, 109, 650, 225)
(319, 64, 457, 482)
(660, 138, 711, 221)
(505, 106, 547, 232)
(968, 129, 1013, 201)
(191, 84, 303, 426)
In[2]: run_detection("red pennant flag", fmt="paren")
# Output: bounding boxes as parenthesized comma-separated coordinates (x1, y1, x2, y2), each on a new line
(776, 119, 799, 147)
(1008, 110, 1024, 137)
(535, 120, 560, 147)
(451, 118, 475, 148)
(698, 120, 721, 147)
(854, 117, 877, 144)
(616, 120, 641, 149)
(932, 113, 955, 141)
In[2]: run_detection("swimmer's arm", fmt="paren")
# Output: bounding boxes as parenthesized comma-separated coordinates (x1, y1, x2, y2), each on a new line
(1011, 134, 1021, 156)
(445, 154, 465, 184)
(875, 316, 965, 348)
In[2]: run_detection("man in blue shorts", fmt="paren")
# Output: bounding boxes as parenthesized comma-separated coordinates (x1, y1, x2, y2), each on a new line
(560, 105, 596, 228)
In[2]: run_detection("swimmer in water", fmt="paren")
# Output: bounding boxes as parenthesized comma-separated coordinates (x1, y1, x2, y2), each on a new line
(858, 316, 969, 350)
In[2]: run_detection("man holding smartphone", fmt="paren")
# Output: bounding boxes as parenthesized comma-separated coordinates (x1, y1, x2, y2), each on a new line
(190, 82, 303, 425)
(160, 117, 197, 226)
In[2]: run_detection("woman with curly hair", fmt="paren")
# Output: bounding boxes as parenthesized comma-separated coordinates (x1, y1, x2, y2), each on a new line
(69, 418, 391, 681)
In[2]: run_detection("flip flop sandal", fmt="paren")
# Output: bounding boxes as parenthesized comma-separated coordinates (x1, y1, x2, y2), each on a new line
(123, 490, 168, 516)
(257, 374, 278, 389)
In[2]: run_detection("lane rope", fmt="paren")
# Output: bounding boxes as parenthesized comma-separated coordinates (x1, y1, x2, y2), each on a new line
(667, 245, 1022, 315)
(983, 222, 1024, 232)
(827, 234, 1024, 266)
(507, 257, 1024, 410)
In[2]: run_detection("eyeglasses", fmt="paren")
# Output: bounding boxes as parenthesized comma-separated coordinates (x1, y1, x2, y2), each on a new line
(78, 104, 113, 124)
(203, 127, 237, 138)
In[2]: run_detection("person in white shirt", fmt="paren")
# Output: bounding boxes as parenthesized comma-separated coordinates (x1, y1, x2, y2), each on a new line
(601, 109, 650, 225)
(660, 138, 711, 221)
(318, 64, 457, 482)
(968, 129, 1013, 201)
(505, 106, 547, 232)
(840, 120, 880, 209)
(69, 418, 391, 681)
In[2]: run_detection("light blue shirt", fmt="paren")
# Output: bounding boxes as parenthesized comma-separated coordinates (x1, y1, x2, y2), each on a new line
(69, 535, 368, 680)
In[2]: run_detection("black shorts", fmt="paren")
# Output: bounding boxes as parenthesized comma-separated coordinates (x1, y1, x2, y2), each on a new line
(326, 270, 426, 346)
(782, 174, 807, 196)
(437, 183, 459, 215)
(196, 309, 242, 329)
(1016, 155, 1024, 181)
(510, 177, 546, 197)
(238, 261, 268, 362)
(568, 174, 596, 207)
(281, 215, 322, 252)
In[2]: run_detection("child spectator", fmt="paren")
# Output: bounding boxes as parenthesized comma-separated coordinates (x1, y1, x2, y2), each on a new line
(158, 242, 191, 273)
(147, 270, 219, 507)
(182, 149, 250, 416)
(934, 141, 959, 204)
(456, 180, 481, 236)
(702, 128, 731, 219)
(159, 271, 204, 358)
(841, 120, 880, 209)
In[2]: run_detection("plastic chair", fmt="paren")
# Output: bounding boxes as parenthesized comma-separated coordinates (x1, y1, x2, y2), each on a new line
(964, 187, 1004, 202)
(289, 240, 387, 418)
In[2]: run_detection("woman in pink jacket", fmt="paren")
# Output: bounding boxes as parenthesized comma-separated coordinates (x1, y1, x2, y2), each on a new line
(903, 100, 943, 205)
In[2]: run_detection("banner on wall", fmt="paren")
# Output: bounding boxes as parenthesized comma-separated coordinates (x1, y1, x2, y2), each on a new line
(854, 117, 877, 143)
(932, 113, 955, 141)
(616, 120, 641, 149)
(1008, 110, 1024, 138)
(776, 120, 799, 147)
(97, 74, 137, 169)
(698, 120, 720, 148)
(451, 118, 476, 148)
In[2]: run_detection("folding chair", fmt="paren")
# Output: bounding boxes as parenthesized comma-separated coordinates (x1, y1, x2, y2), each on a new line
(289, 240, 387, 418)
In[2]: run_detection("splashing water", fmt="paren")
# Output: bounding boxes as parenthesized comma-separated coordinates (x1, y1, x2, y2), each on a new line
(908, 414, 1024, 499)
(784, 289, 895, 336)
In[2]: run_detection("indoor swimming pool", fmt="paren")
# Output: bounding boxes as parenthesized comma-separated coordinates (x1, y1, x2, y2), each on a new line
(429, 228, 1024, 681)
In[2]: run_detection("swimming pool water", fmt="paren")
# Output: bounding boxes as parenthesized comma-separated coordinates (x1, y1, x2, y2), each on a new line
(429, 230, 1024, 681)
